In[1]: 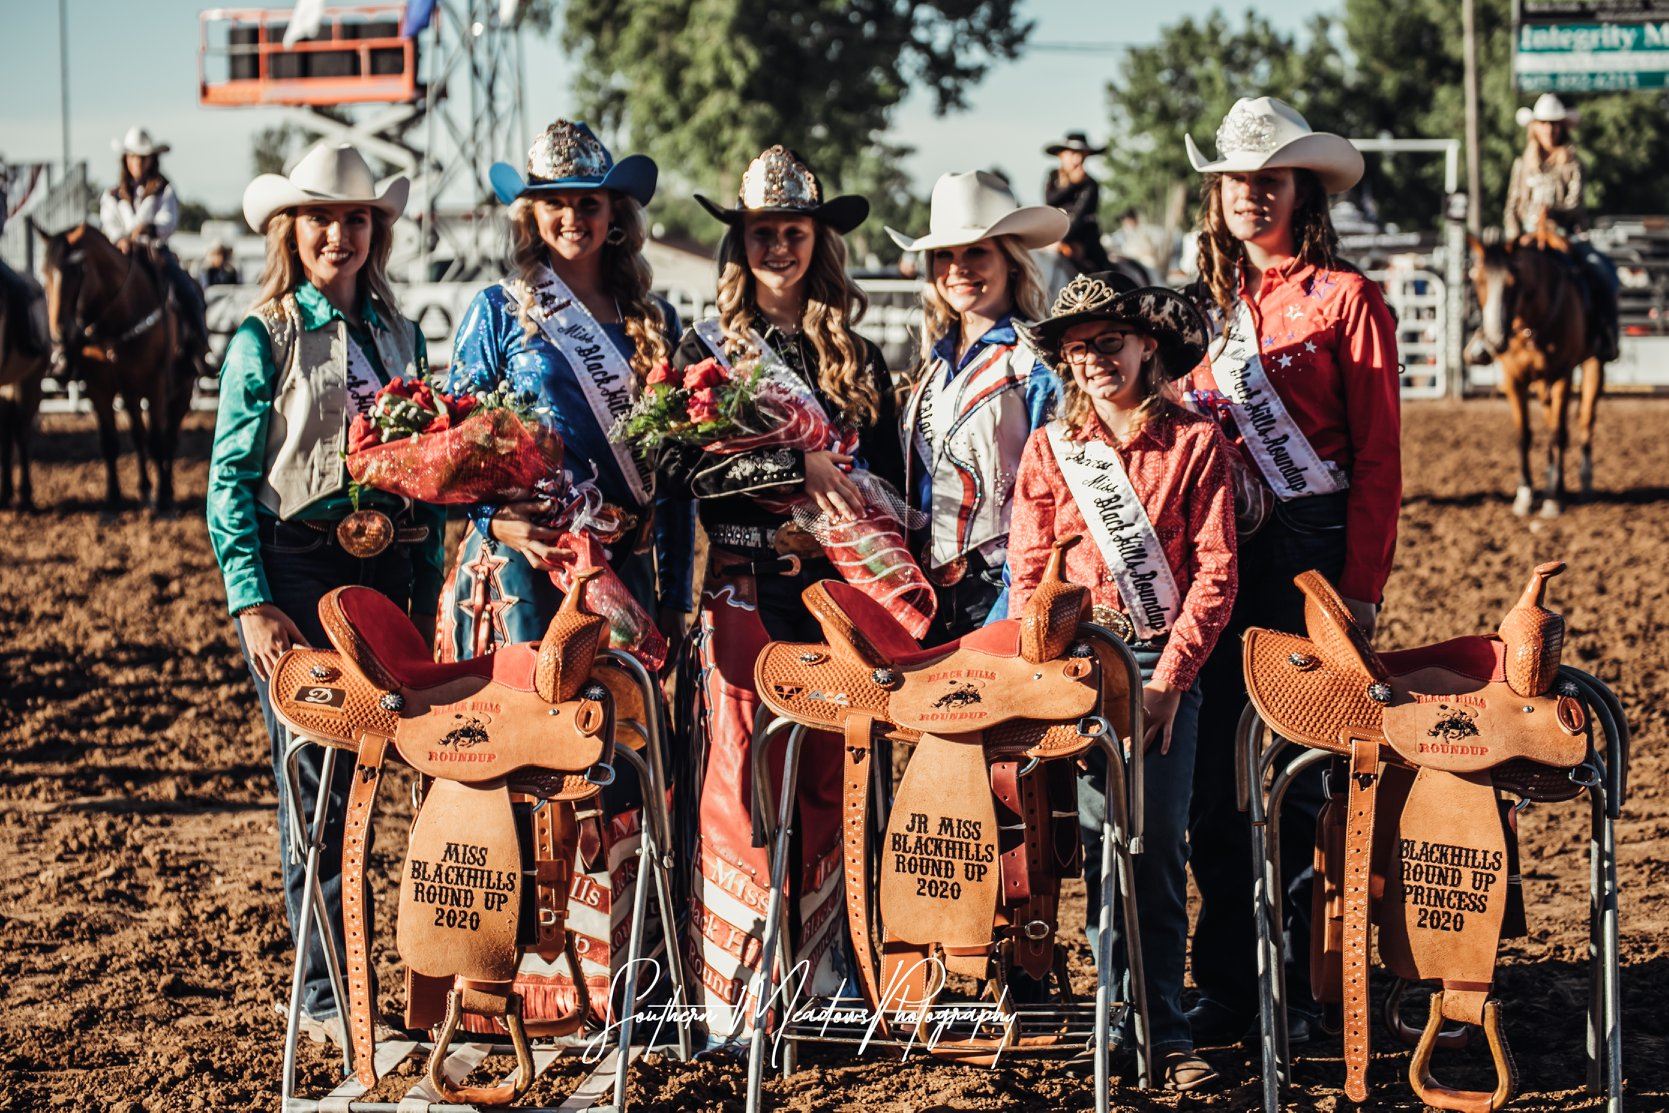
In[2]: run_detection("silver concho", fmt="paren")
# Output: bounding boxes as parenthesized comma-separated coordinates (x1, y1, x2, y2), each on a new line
(526, 120, 611, 183)
(1366, 681, 1394, 705)
(1288, 652, 1318, 669)
(1068, 641, 1095, 659)
(738, 145, 820, 211)
(871, 667, 901, 689)
(379, 692, 405, 712)
(1216, 101, 1279, 157)
(309, 664, 337, 680)
(581, 682, 609, 702)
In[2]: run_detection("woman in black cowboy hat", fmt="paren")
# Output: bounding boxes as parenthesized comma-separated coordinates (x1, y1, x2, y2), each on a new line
(667, 145, 902, 1043)
(1044, 131, 1113, 277)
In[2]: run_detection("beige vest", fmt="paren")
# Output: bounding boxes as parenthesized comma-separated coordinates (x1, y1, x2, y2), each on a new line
(251, 294, 420, 519)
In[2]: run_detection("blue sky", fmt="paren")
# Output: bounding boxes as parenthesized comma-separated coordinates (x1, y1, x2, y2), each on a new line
(2, 0, 1329, 210)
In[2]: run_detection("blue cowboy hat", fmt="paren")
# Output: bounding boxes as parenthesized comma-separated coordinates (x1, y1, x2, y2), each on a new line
(488, 119, 657, 207)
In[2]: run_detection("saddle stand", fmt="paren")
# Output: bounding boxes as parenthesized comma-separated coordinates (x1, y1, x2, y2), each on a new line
(1238, 563, 1628, 1112)
(269, 575, 691, 1111)
(742, 538, 1151, 1113)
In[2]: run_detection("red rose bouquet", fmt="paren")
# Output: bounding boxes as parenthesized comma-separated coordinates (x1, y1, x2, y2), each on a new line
(346, 378, 666, 668)
(616, 351, 935, 638)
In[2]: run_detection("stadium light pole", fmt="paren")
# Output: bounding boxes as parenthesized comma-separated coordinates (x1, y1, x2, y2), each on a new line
(58, 0, 71, 177)
(1463, 0, 1482, 236)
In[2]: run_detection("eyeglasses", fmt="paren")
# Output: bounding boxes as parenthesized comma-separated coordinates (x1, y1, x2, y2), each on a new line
(1059, 331, 1133, 365)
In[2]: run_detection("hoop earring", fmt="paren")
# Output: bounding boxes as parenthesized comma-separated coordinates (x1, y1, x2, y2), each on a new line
(605, 225, 628, 246)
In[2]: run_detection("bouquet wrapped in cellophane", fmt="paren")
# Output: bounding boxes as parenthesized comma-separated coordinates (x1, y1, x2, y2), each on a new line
(346, 378, 666, 668)
(615, 351, 935, 638)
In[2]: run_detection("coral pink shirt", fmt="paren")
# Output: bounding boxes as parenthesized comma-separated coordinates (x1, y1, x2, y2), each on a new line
(1008, 407, 1238, 689)
(1185, 261, 1402, 603)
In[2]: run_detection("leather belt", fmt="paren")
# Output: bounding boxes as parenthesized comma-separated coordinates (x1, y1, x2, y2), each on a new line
(717, 554, 802, 579)
(1341, 735, 1381, 1104)
(706, 522, 779, 551)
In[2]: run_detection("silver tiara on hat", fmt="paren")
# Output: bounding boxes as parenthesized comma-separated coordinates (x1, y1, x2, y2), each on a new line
(526, 120, 612, 182)
(1215, 100, 1280, 158)
(737, 145, 820, 211)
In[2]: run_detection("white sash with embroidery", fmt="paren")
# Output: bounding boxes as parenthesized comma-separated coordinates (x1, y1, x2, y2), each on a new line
(1046, 421, 1181, 640)
(505, 266, 651, 504)
(343, 334, 383, 418)
(1211, 300, 1348, 501)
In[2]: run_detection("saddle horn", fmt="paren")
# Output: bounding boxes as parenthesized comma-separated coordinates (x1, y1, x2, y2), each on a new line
(1499, 561, 1566, 698)
(1021, 535, 1089, 664)
(536, 568, 607, 703)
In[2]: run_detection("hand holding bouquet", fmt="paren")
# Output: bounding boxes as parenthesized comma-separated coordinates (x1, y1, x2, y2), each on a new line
(615, 350, 936, 638)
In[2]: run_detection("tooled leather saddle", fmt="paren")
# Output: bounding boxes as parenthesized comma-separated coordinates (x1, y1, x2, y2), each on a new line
(1243, 562, 1589, 1111)
(270, 571, 635, 1105)
(754, 537, 1129, 1058)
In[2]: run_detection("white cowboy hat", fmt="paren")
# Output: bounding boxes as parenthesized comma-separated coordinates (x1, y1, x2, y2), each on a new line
(885, 170, 1068, 253)
(1517, 93, 1579, 128)
(1185, 97, 1363, 194)
(242, 142, 410, 233)
(112, 126, 170, 157)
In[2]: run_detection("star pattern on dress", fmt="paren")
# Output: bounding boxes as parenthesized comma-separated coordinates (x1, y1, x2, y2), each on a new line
(461, 543, 519, 658)
(1308, 273, 1339, 301)
(1304, 341, 1318, 354)
(1277, 353, 1295, 369)
(1285, 306, 1305, 320)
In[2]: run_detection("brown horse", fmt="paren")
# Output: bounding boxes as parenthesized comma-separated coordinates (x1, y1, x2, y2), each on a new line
(40, 223, 196, 510)
(1468, 222, 1604, 518)
(0, 262, 49, 510)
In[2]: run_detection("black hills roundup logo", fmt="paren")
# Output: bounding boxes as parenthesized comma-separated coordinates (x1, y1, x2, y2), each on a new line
(932, 681, 984, 710)
(1427, 705, 1480, 743)
(439, 714, 491, 750)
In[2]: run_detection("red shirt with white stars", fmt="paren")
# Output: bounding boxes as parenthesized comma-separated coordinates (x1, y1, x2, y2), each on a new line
(1008, 407, 1238, 690)
(1185, 260, 1402, 604)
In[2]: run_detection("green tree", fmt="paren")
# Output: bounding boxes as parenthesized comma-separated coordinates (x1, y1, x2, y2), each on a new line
(558, 0, 1032, 259)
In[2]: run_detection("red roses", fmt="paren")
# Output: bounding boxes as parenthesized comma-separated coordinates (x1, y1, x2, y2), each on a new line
(348, 377, 480, 452)
(681, 357, 727, 391)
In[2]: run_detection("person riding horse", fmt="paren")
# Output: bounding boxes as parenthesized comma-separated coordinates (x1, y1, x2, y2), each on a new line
(1501, 94, 1619, 363)
(99, 127, 209, 373)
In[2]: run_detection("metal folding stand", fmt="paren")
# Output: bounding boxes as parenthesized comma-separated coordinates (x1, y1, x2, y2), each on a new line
(275, 649, 691, 1112)
(738, 625, 1150, 1113)
(1238, 665, 1628, 1113)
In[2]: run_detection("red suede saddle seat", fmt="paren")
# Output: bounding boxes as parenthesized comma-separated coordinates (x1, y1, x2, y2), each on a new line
(816, 580, 1021, 665)
(333, 586, 540, 691)
(1379, 635, 1506, 684)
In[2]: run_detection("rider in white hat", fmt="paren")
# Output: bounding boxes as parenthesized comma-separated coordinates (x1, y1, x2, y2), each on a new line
(210, 141, 439, 1049)
(889, 170, 1068, 642)
(101, 126, 210, 371)
(1177, 96, 1404, 1064)
(1504, 92, 1619, 361)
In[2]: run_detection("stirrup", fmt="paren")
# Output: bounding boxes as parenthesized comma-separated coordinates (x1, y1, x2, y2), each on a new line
(1408, 992, 1516, 1113)
(428, 988, 535, 1105)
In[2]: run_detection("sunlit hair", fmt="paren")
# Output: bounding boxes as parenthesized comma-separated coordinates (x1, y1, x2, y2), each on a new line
(714, 218, 878, 425)
(253, 208, 401, 319)
(917, 234, 1048, 366)
(115, 153, 167, 204)
(1194, 168, 1344, 321)
(507, 193, 668, 381)
(1054, 326, 1175, 436)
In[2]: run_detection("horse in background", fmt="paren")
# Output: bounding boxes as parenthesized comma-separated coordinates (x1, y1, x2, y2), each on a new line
(0, 261, 49, 510)
(1468, 219, 1605, 518)
(40, 223, 196, 511)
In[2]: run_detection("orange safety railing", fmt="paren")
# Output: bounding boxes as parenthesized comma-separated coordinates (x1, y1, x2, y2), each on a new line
(199, 5, 418, 108)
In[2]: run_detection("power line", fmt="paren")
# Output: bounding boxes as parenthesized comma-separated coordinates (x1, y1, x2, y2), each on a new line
(1027, 40, 1141, 53)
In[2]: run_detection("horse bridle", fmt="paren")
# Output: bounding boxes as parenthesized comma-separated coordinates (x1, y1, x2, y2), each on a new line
(54, 244, 164, 363)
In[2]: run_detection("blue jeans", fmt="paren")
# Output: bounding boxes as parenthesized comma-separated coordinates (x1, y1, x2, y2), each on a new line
(1188, 492, 1348, 1019)
(1080, 643, 1201, 1052)
(239, 516, 416, 1020)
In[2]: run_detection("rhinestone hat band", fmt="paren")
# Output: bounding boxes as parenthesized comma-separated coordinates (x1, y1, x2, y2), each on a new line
(737, 145, 821, 210)
(1215, 101, 1280, 158)
(526, 119, 612, 183)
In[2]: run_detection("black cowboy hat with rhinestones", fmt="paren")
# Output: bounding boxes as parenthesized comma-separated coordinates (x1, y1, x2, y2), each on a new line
(695, 145, 869, 234)
(1017, 271, 1209, 381)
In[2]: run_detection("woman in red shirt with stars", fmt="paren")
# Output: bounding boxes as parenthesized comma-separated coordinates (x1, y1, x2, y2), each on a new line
(1179, 96, 1403, 1048)
(1010, 270, 1236, 1092)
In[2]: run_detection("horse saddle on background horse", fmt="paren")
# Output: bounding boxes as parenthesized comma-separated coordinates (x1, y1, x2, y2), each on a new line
(1244, 562, 1589, 1111)
(270, 571, 631, 1106)
(755, 537, 1130, 1058)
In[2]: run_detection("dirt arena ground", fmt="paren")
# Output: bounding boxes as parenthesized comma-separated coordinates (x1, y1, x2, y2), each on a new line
(1, 398, 1665, 1111)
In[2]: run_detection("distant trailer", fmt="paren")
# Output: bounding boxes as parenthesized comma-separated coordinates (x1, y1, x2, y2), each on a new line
(198, 5, 417, 108)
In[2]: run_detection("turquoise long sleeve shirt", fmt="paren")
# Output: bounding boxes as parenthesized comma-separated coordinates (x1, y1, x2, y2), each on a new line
(207, 282, 448, 615)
